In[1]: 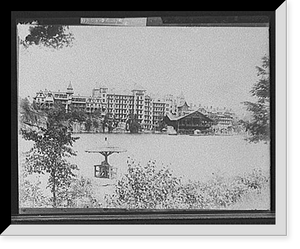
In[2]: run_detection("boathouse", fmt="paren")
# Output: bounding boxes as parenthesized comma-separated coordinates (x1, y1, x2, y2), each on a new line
(164, 110, 214, 134)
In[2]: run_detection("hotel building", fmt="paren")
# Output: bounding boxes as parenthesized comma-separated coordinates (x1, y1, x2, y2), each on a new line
(33, 83, 165, 131)
(33, 83, 235, 131)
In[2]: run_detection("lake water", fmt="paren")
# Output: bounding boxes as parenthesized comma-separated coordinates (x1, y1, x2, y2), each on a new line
(18, 133, 270, 204)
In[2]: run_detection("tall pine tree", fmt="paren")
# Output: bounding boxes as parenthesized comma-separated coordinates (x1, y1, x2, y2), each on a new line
(243, 56, 270, 143)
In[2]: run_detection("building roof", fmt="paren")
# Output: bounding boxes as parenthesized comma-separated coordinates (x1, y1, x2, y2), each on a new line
(132, 82, 146, 91)
(166, 113, 179, 120)
(107, 89, 134, 97)
(166, 110, 213, 122)
(177, 101, 190, 108)
(67, 82, 73, 90)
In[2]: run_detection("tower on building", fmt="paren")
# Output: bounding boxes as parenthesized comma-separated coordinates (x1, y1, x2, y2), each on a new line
(177, 92, 186, 106)
(66, 82, 74, 96)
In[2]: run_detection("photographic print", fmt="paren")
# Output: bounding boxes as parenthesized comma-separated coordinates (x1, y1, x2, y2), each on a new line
(16, 17, 272, 213)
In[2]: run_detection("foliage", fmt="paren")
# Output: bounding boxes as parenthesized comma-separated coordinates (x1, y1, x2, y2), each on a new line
(66, 105, 87, 124)
(21, 126, 78, 207)
(129, 120, 140, 133)
(20, 25, 74, 49)
(19, 176, 50, 208)
(84, 118, 93, 132)
(19, 97, 36, 124)
(242, 55, 270, 143)
(20, 103, 82, 207)
(236, 168, 269, 194)
(92, 119, 99, 129)
(19, 169, 101, 208)
(156, 118, 167, 132)
(105, 158, 270, 210)
(19, 97, 47, 129)
(45, 103, 86, 126)
(197, 175, 248, 209)
(55, 176, 101, 208)
(105, 158, 185, 209)
(126, 114, 141, 133)
(100, 113, 109, 133)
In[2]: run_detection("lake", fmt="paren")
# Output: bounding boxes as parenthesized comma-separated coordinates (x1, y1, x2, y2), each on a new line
(68, 133, 270, 181)
(18, 133, 270, 204)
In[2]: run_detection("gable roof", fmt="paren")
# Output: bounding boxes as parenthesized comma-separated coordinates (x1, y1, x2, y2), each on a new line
(177, 101, 190, 108)
(132, 82, 146, 91)
(166, 110, 213, 122)
(67, 82, 73, 90)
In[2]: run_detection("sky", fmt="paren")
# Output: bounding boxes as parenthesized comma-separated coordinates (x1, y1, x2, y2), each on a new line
(17, 24, 269, 117)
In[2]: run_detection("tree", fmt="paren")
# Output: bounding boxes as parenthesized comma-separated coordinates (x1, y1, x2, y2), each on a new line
(101, 113, 110, 133)
(242, 55, 270, 143)
(91, 109, 102, 132)
(20, 24, 74, 49)
(19, 97, 47, 129)
(84, 118, 93, 132)
(92, 119, 99, 131)
(156, 117, 167, 132)
(21, 103, 82, 207)
(126, 114, 141, 133)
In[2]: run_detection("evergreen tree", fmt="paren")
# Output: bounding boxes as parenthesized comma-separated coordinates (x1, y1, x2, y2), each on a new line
(243, 56, 270, 143)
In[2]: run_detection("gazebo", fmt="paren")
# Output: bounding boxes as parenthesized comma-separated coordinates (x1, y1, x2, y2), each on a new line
(85, 137, 126, 179)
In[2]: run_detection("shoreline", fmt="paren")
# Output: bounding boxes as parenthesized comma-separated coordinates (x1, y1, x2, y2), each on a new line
(72, 131, 245, 136)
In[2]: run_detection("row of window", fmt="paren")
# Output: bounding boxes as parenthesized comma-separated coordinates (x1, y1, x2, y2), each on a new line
(108, 104, 133, 108)
(108, 100, 134, 104)
(217, 117, 233, 120)
(112, 110, 132, 114)
(36, 94, 168, 106)
(38, 101, 166, 115)
(218, 121, 232, 124)
(107, 95, 134, 100)
(72, 98, 86, 102)
(54, 94, 68, 99)
(179, 119, 210, 125)
(87, 98, 106, 103)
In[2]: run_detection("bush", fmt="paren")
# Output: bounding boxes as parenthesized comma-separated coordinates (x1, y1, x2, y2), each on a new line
(237, 168, 269, 194)
(56, 176, 101, 208)
(19, 176, 51, 208)
(197, 175, 248, 209)
(20, 169, 101, 208)
(105, 158, 185, 209)
(105, 158, 270, 210)
(20, 155, 270, 210)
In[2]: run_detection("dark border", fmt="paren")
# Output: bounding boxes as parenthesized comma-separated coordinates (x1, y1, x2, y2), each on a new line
(13, 210, 275, 225)
(10, 11, 278, 228)
(11, 11, 19, 222)
(269, 11, 276, 213)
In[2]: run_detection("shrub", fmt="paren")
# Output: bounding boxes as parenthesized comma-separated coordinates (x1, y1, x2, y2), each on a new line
(198, 174, 249, 209)
(105, 158, 270, 210)
(237, 168, 269, 194)
(19, 176, 50, 208)
(20, 164, 101, 208)
(56, 176, 101, 208)
(105, 158, 185, 209)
